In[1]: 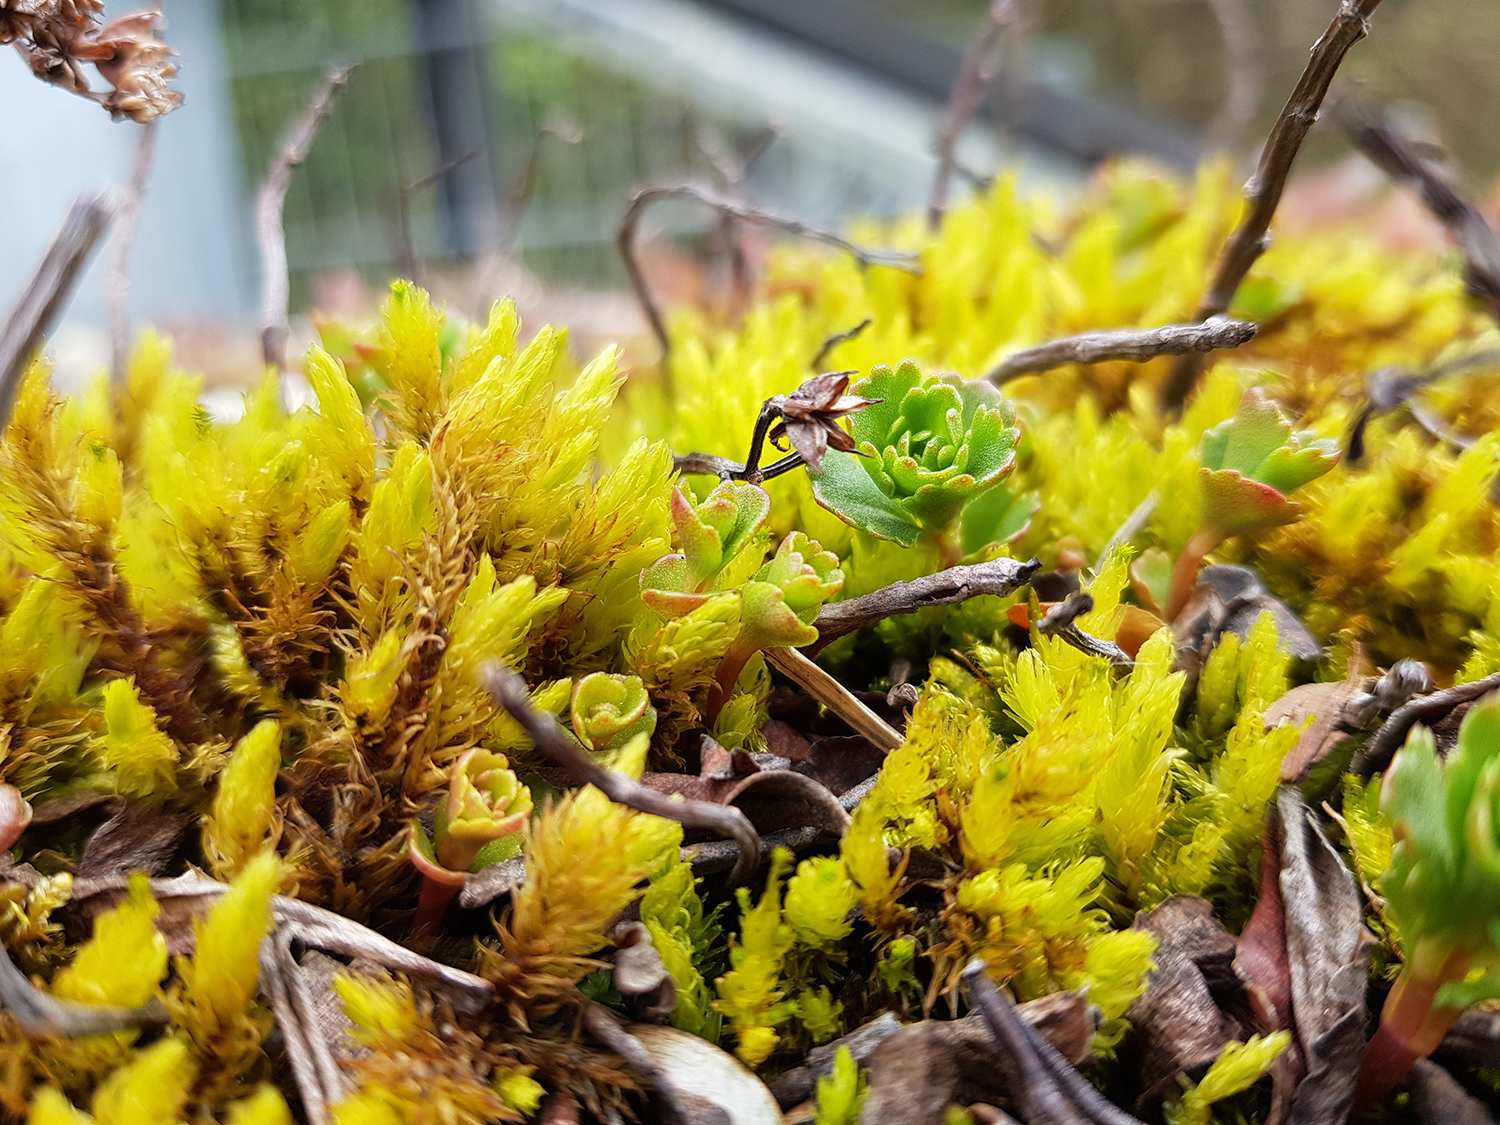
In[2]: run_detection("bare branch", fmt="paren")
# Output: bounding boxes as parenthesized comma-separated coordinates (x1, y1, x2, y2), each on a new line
(763, 647, 902, 753)
(483, 664, 763, 886)
(0, 944, 166, 1038)
(0, 195, 112, 431)
(985, 318, 1257, 384)
(806, 557, 1041, 657)
(395, 150, 477, 284)
(810, 316, 872, 370)
(1351, 672, 1500, 779)
(1346, 111, 1500, 320)
(1094, 490, 1159, 571)
(929, 0, 1015, 232)
(257, 64, 352, 372)
(107, 120, 158, 383)
(1036, 592, 1133, 670)
(617, 182, 921, 359)
(1160, 0, 1385, 414)
(1204, 0, 1264, 152)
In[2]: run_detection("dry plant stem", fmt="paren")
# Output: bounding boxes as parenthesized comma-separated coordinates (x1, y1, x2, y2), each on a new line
(0, 944, 167, 1037)
(483, 664, 763, 885)
(257, 64, 352, 371)
(1095, 491, 1159, 571)
(1036, 592, 1134, 670)
(986, 318, 1257, 384)
(1166, 528, 1223, 621)
(805, 556, 1041, 657)
(394, 150, 477, 285)
(1204, 0, 1263, 152)
(810, 317, 872, 370)
(1160, 0, 1385, 414)
(763, 647, 902, 753)
(260, 941, 332, 1125)
(617, 182, 920, 358)
(0, 195, 112, 429)
(1351, 672, 1500, 778)
(107, 120, 158, 383)
(928, 0, 1013, 231)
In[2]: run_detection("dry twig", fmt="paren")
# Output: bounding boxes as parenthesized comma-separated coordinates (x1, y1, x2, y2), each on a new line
(394, 150, 477, 284)
(1037, 592, 1133, 670)
(1351, 671, 1500, 778)
(0, 944, 166, 1038)
(1160, 0, 1385, 414)
(0, 195, 113, 431)
(806, 557, 1041, 657)
(1204, 0, 1263, 152)
(763, 648, 903, 753)
(985, 318, 1257, 384)
(257, 64, 352, 372)
(617, 183, 920, 359)
(107, 120, 158, 383)
(928, 0, 1015, 232)
(810, 317, 872, 370)
(484, 664, 763, 885)
(1346, 112, 1500, 320)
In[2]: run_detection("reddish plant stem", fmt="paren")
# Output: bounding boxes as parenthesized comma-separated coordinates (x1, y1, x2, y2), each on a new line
(1165, 528, 1221, 621)
(705, 638, 758, 729)
(1355, 954, 1471, 1116)
(409, 876, 462, 938)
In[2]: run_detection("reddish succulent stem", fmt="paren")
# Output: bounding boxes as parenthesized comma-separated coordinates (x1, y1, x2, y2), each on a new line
(705, 638, 758, 728)
(1354, 952, 1471, 1117)
(410, 876, 462, 938)
(1165, 528, 1222, 621)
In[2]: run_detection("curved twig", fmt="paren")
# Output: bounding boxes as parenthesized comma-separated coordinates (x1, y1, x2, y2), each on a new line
(985, 319, 1257, 384)
(1351, 672, 1500, 778)
(929, 0, 1014, 231)
(1037, 591, 1134, 670)
(107, 121, 158, 383)
(805, 557, 1041, 657)
(810, 317, 872, 370)
(257, 64, 352, 372)
(0, 945, 167, 1038)
(0, 195, 113, 431)
(618, 182, 921, 359)
(1161, 0, 1385, 414)
(484, 664, 762, 886)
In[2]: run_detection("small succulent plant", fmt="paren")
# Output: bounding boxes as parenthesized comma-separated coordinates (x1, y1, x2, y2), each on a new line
(706, 532, 844, 724)
(640, 480, 771, 616)
(1147, 390, 1339, 620)
(570, 672, 657, 753)
(1356, 694, 1500, 1109)
(810, 360, 1021, 550)
(408, 750, 533, 935)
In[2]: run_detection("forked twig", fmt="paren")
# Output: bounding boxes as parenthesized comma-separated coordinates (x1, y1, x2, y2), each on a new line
(394, 150, 477, 284)
(257, 64, 352, 372)
(617, 182, 921, 358)
(806, 557, 1041, 657)
(107, 120, 158, 382)
(0, 945, 167, 1038)
(484, 664, 763, 885)
(985, 319, 1257, 384)
(1037, 592, 1133, 670)
(929, 0, 1015, 231)
(0, 195, 113, 431)
(1160, 0, 1385, 414)
(1351, 671, 1500, 778)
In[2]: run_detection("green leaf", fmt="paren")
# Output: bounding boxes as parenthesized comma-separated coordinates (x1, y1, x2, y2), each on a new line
(960, 483, 1041, 555)
(811, 450, 922, 547)
(1199, 469, 1302, 541)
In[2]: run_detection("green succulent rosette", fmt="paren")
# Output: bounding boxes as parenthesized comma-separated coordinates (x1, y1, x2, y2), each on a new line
(409, 748, 532, 881)
(641, 480, 771, 616)
(1197, 389, 1340, 541)
(739, 532, 845, 650)
(810, 360, 1021, 548)
(570, 672, 657, 753)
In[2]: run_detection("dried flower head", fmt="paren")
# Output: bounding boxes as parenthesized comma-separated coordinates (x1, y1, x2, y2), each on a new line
(93, 12, 180, 123)
(766, 371, 879, 471)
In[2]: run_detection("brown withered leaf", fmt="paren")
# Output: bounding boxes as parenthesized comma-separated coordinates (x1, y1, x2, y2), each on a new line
(767, 371, 877, 471)
(1269, 679, 1368, 787)
(640, 763, 850, 839)
(1125, 896, 1243, 1111)
(1277, 788, 1370, 1125)
(77, 801, 193, 880)
(793, 735, 886, 797)
(612, 922, 677, 1024)
(771, 1012, 904, 1108)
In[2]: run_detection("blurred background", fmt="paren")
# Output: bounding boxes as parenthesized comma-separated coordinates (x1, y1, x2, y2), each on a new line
(3, 0, 1495, 392)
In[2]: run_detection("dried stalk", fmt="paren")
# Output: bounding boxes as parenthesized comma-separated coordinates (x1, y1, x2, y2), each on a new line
(1351, 672, 1500, 778)
(805, 557, 1041, 657)
(1204, 0, 1263, 152)
(985, 318, 1257, 384)
(810, 317, 872, 370)
(484, 664, 763, 886)
(1346, 112, 1500, 319)
(617, 182, 920, 359)
(107, 120, 158, 383)
(257, 64, 352, 372)
(260, 936, 334, 1125)
(763, 647, 902, 753)
(0, 195, 112, 431)
(1094, 491, 1159, 571)
(1037, 592, 1133, 670)
(928, 0, 1015, 231)
(394, 150, 477, 284)
(0, 945, 167, 1037)
(1160, 0, 1385, 414)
